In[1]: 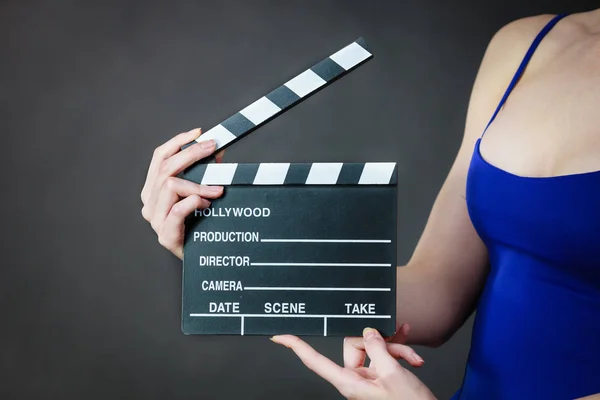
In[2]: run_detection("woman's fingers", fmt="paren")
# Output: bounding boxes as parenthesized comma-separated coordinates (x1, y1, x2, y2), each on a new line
(141, 127, 227, 259)
(393, 322, 410, 344)
(343, 337, 367, 368)
(157, 139, 216, 180)
(363, 328, 402, 378)
(272, 335, 382, 399)
(145, 139, 217, 218)
(215, 150, 225, 163)
(142, 128, 202, 204)
(158, 195, 210, 259)
(271, 335, 352, 391)
(270, 329, 430, 400)
(363, 328, 424, 379)
(151, 177, 223, 227)
(344, 324, 400, 368)
(344, 324, 423, 369)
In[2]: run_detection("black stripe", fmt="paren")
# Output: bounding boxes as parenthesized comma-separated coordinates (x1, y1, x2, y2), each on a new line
(388, 166, 398, 185)
(221, 113, 255, 137)
(231, 164, 260, 184)
(283, 163, 312, 184)
(311, 58, 345, 82)
(336, 163, 365, 185)
(180, 141, 195, 151)
(265, 85, 301, 109)
(181, 163, 208, 184)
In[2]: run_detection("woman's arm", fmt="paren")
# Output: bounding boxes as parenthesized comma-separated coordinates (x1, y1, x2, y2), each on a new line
(393, 14, 557, 347)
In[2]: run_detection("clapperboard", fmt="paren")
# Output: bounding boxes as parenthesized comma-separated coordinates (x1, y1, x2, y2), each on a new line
(180, 38, 397, 337)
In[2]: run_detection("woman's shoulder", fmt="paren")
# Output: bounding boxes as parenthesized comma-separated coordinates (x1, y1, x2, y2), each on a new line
(476, 14, 571, 84)
(485, 14, 558, 61)
(495, 14, 558, 40)
(460, 14, 563, 145)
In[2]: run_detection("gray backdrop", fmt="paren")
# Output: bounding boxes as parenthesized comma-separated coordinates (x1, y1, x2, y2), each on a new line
(1, 1, 596, 399)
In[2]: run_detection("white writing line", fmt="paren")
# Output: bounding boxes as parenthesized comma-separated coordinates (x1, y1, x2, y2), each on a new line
(324, 317, 328, 337)
(260, 239, 391, 243)
(241, 316, 245, 336)
(250, 263, 392, 267)
(243, 287, 391, 292)
(189, 314, 391, 319)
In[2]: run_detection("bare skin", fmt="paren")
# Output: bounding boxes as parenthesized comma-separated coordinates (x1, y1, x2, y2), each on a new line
(391, 10, 600, 348)
(141, 9, 600, 399)
(140, 130, 225, 259)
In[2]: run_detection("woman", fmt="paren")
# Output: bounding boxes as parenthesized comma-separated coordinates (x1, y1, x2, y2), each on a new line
(141, 10, 600, 399)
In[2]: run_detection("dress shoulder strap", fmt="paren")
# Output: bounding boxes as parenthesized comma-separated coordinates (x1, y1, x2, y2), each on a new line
(481, 13, 569, 137)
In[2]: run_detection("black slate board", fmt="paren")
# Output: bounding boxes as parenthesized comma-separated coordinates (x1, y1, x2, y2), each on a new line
(182, 180, 397, 337)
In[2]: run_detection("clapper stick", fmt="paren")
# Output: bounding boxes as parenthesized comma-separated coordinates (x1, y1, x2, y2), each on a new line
(180, 37, 397, 337)
(181, 37, 372, 159)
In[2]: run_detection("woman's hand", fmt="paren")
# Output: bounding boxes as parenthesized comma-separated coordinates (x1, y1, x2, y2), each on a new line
(141, 128, 224, 259)
(271, 325, 436, 400)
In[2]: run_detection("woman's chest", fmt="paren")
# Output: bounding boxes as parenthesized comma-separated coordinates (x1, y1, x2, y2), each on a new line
(466, 151, 600, 275)
(480, 59, 600, 178)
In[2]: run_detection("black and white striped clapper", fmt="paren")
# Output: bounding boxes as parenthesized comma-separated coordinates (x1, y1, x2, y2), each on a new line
(180, 38, 398, 337)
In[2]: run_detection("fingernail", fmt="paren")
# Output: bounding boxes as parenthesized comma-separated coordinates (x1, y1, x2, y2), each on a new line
(413, 354, 424, 363)
(208, 185, 223, 193)
(199, 139, 215, 149)
(363, 327, 376, 341)
(189, 128, 202, 140)
(270, 336, 287, 347)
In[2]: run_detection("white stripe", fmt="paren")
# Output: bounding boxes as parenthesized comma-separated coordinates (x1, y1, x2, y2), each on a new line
(358, 162, 396, 184)
(250, 262, 391, 267)
(284, 69, 326, 97)
(329, 42, 372, 70)
(253, 163, 290, 185)
(305, 162, 343, 184)
(190, 314, 392, 319)
(243, 287, 390, 291)
(201, 163, 238, 185)
(239, 97, 281, 125)
(324, 317, 328, 337)
(241, 316, 245, 335)
(195, 124, 236, 150)
(260, 239, 391, 243)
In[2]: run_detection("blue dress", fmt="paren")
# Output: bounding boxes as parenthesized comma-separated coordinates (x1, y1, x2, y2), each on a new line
(454, 13, 600, 399)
